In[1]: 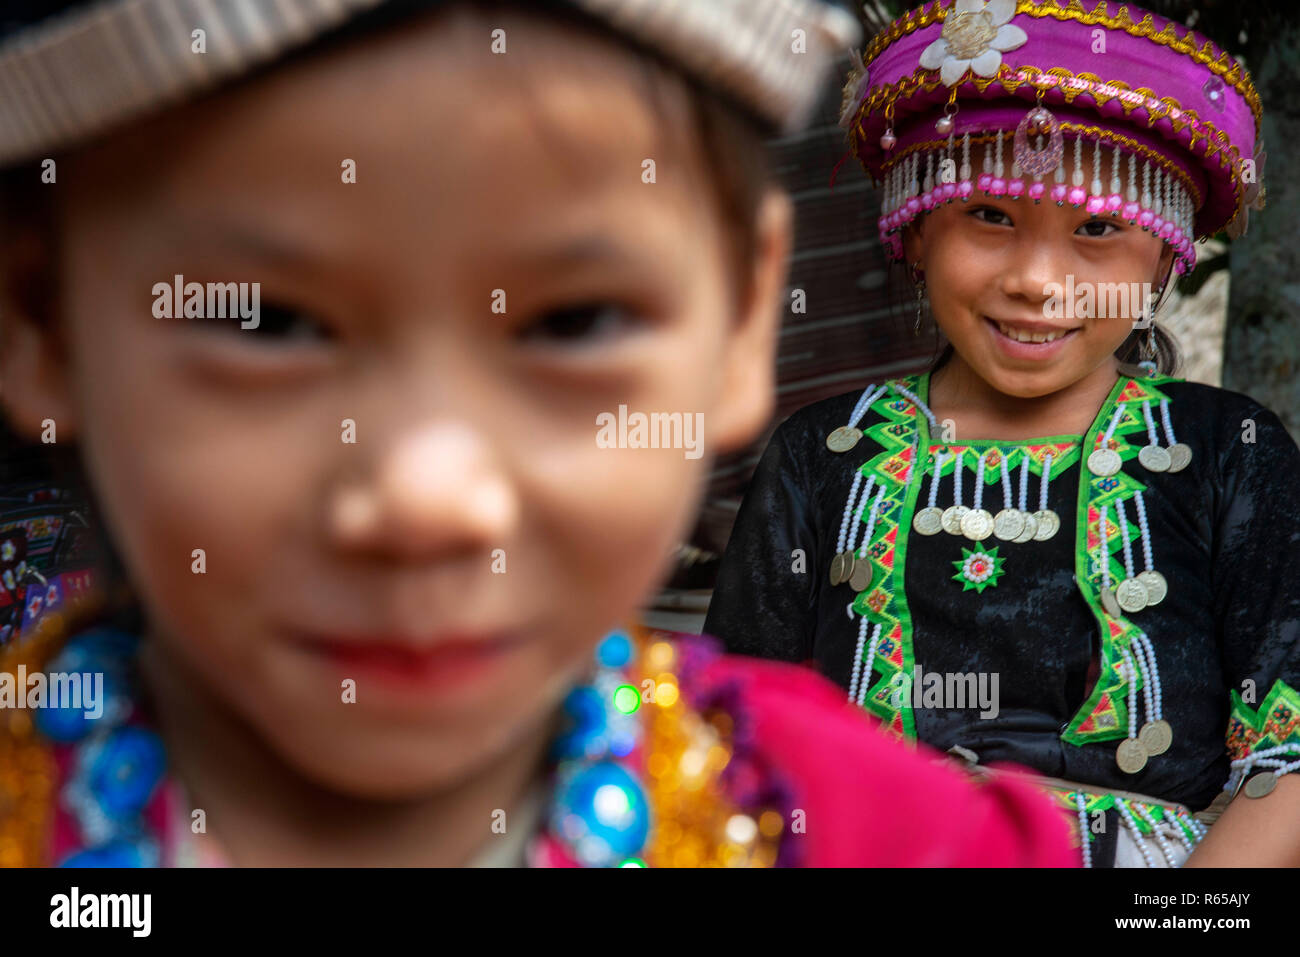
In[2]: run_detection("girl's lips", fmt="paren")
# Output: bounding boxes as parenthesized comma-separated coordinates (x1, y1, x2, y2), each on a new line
(983, 315, 1077, 361)
(297, 632, 525, 695)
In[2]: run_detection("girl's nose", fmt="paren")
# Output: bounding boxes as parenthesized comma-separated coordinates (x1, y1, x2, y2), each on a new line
(1000, 235, 1062, 307)
(328, 421, 519, 560)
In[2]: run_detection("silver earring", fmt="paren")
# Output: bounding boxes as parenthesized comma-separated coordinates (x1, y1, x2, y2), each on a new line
(1142, 321, 1157, 361)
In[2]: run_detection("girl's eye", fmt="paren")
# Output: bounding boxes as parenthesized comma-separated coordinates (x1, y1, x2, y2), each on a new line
(246, 304, 333, 342)
(516, 303, 640, 346)
(970, 207, 1012, 227)
(1077, 218, 1120, 238)
(193, 302, 333, 343)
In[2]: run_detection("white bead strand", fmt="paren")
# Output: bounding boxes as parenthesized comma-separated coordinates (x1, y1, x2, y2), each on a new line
(1075, 792, 1093, 868)
(855, 620, 886, 707)
(1133, 803, 1180, 867)
(1115, 797, 1158, 868)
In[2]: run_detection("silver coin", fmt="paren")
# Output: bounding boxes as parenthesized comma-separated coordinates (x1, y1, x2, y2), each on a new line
(1087, 447, 1122, 476)
(1244, 772, 1278, 799)
(960, 508, 994, 541)
(826, 426, 862, 453)
(829, 553, 846, 586)
(992, 508, 1026, 541)
(1167, 443, 1192, 472)
(1138, 444, 1171, 472)
(1136, 570, 1167, 605)
(1100, 585, 1123, 618)
(849, 558, 872, 592)
(1116, 737, 1148, 774)
(941, 504, 969, 535)
(1138, 719, 1172, 756)
(1013, 511, 1038, 543)
(1032, 508, 1060, 541)
(1116, 576, 1150, 613)
(913, 506, 945, 536)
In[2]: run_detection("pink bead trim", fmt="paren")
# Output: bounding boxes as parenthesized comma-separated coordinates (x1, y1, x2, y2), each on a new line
(877, 178, 1196, 276)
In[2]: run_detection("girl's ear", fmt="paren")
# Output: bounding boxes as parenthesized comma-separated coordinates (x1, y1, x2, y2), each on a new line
(0, 237, 78, 442)
(709, 187, 793, 455)
(902, 218, 924, 264)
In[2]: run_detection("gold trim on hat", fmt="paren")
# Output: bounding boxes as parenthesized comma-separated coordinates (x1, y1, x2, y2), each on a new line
(851, 64, 1245, 226)
(861, 0, 1262, 131)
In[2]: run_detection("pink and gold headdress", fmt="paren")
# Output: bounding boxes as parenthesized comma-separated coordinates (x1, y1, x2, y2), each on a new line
(840, 0, 1266, 276)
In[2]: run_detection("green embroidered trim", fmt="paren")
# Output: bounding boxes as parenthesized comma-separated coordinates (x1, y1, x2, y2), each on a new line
(1063, 375, 1184, 746)
(846, 371, 1190, 749)
(1047, 786, 1204, 847)
(934, 432, 1084, 445)
(849, 375, 927, 738)
(1226, 678, 1300, 760)
(928, 442, 1082, 487)
(846, 374, 1081, 736)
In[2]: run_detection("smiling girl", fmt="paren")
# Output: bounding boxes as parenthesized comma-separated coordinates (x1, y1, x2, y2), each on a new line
(705, 0, 1300, 867)
(0, 0, 1079, 868)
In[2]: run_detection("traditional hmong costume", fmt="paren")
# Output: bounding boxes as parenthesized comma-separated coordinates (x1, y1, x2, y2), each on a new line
(0, 0, 1080, 868)
(706, 1, 1293, 867)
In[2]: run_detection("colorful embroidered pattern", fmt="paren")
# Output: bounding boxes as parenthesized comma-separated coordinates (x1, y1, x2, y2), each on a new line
(847, 377, 1083, 734)
(847, 373, 1190, 751)
(849, 378, 926, 737)
(1225, 678, 1300, 761)
(1046, 785, 1205, 860)
(935, 442, 1082, 477)
(1065, 375, 1181, 745)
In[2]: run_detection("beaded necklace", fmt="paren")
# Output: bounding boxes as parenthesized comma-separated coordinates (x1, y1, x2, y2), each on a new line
(6, 624, 788, 867)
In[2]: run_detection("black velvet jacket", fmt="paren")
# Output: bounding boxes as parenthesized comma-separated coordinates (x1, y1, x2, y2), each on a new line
(704, 371, 1300, 865)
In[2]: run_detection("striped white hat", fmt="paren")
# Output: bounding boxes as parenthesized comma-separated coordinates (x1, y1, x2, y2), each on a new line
(0, 0, 862, 168)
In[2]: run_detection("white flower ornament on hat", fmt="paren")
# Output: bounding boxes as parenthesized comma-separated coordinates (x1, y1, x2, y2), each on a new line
(839, 49, 870, 129)
(920, 0, 1027, 87)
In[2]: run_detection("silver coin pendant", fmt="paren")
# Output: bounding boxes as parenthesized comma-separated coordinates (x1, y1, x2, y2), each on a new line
(1032, 508, 1060, 541)
(1116, 577, 1150, 614)
(1138, 719, 1172, 756)
(992, 508, 1025, 541)
(960, 508, 994, 541)
(913, 506, 945, 536)
(1116, 738, 1148, 774)
(826, 426, 862, 453)
(1100, 585, 1123, 618)
(1244, 772, 1278, 799)
(941, 504, 969, 536)
(1013, 512, 1038, 543)
(1138, 444, 1171, 472)
(1088, 447, 1122, 476)
(1167, 443, 1193, 472)
(1136, 570, 1167, 605)
(849, 559, 872, 593)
